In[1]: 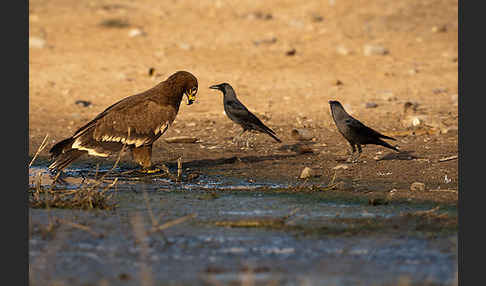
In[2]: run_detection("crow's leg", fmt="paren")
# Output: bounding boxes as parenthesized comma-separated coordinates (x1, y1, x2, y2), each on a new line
(346, 144, 357, 162)
(351, 144, 363, 163)
(233, 129, 247, 147)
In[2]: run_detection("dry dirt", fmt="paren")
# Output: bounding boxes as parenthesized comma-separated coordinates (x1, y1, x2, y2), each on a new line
(29, 0, 458, 204)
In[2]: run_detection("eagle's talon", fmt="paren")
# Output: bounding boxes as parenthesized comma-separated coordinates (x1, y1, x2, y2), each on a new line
(139, 167, 162, 174)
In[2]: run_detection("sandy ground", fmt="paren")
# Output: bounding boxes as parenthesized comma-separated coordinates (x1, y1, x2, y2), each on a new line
(29, 0, 458, 203)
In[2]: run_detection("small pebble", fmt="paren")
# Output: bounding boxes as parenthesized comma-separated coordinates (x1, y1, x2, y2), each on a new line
(291, 129, 314, 141)
(363, 44, 389, 56)
(148, 67, 155, 76)
(408, 68, 419, 75)
(433, 87, 448, 94)
(379, 91, 396, 101)
(75, 100, 92, 107)
(368, 198, 389, 206)
(178, 43, 192, 50)
(312, 15, 324, 22)
(450, 94, 458, 105)
(431, 25, 447, 33)
(286, 48, 297, 56)
(128, 28, 146, 37)
(253, 37, 277, 46)
(29, 37, 46, 49)
(333, 164, 349, 170)
(336, 45, 351, 55)
(300, 167, 315, 179)
(365, 102, 378, 108)
(410, 182, 426, 191)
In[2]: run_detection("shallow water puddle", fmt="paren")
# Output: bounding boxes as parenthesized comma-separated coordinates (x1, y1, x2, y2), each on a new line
(29, 165, 457, 286)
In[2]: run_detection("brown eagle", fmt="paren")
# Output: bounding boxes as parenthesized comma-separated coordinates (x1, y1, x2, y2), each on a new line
(48, 70, 198, 172)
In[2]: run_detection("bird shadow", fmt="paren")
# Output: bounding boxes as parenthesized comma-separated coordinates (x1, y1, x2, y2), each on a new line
(376, 150, 418, 161)
(333, 150, 419, 163)
(164, 153, 307, 170)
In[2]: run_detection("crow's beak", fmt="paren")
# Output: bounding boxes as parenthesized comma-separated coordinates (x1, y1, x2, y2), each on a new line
(209, 84, 221, 90)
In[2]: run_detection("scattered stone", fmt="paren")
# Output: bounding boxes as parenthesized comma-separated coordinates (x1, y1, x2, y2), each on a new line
(365, 102, 378, 109)
(295, 144, 314, 154)
(128, 28, 146, 37)
(75, 100, 92, 108)
(408, 68, 419, 75)
(410, 182, 426, 191)
(440, 126, 458, 134)
(286, 48, 297, 56)
(311, 14, 324, 22)
(336, 45, 351, 55)
(368, 198, 389, 206)
(433, 87, 448, 94)
(118, 273, 132, 281)
(164, 136, 199, 144)
(253, 37, 277, 46)
(432, 25, 447, 33)
(400, 114, 429, 128)
(429, 189, 457, 193)
(333, 164, 349, 170)
(438, 155, 458, 162)
(178, 43, 192, 51)
(186, 173, 200, 181)
(363, 44, 389, 56)
(334, 79, 343, 86)
(247, 11, 273, 20)
(300, 167, 317, 179)
(379, 91, 397, 101)
(450, 94, 458, 105)
(148, 67, 155, 76)
(29, 37, 46, 49)
(291, 128, 314, 141)
(100, 18, 130, 28)
(334, 181, 351, 190)
(403, 101, 420, 114)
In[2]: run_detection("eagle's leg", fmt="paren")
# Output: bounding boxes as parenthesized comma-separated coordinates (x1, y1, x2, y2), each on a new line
(131, 145, 160, 173)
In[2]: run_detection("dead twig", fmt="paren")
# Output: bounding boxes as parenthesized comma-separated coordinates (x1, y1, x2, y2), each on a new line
(148, 214, 197, 234)
(177, 157, 183, 182)
(29, 134, 49, 168)
(54, 218, 104, 238)
(438, 155, 458, 162)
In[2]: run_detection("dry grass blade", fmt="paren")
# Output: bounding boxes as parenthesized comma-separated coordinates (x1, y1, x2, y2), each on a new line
(143, 189, 159, 227)
(29, 134, 49, 168)
(54, 218, 104, 238)
(214, 208, 299, 228)
(177, 157, 182, 181)
(318, 171, 339, 191)
(130, 212, 155, 286)
(149, 214, 197, 234)
(438, 155, 458, 162)
(406, 206, 441, 217)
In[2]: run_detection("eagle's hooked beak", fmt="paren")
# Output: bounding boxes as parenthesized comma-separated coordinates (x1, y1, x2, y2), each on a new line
(185, 89, 197, 105)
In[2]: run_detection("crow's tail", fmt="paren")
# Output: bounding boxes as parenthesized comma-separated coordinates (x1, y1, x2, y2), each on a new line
(376, 139, 399, 152)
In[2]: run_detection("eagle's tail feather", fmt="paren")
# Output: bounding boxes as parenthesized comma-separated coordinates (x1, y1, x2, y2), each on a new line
(49, 137, 75, 158)
(48, 149, 85, 172)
